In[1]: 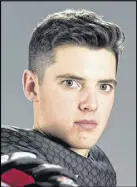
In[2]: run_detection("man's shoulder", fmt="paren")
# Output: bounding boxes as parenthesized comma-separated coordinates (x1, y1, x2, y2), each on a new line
(91, 145, 116, 175)
(1, 125, 41, 144)
(1, 124, 32, 132)
(1, 125, 51, 162)
(1, 125, 34, 138)
(1, 125, 38, 154)
(91, 145, 111, 163)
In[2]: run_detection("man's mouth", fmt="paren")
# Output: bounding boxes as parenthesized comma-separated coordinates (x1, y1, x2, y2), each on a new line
(74, 120, 98, 130)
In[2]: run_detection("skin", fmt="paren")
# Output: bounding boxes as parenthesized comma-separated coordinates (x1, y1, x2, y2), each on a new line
(23, 45, 117, 157)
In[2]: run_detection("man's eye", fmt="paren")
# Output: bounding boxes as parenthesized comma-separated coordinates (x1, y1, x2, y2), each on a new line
(100, 84, 113, 92)
(63, 80, 79, 88)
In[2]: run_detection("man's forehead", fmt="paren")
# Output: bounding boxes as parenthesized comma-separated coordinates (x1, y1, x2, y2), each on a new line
(45, 45, 117, 81)
(53, 45, 116, 71)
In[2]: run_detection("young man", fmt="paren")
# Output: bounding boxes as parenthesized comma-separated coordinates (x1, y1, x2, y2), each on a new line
(1, 9, 125, 187)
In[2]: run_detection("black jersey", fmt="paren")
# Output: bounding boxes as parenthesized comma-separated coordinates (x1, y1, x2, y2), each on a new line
(1, 125, 117, 187)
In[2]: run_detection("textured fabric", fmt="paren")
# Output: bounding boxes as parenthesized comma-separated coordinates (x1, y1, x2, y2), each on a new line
(1, 125, 117, 186)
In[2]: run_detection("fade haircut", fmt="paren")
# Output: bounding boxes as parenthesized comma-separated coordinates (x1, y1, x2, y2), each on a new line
(28, 9, 125, 84)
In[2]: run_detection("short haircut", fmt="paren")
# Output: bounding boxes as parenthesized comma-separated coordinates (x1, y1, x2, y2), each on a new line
(28, 9, 125, 84)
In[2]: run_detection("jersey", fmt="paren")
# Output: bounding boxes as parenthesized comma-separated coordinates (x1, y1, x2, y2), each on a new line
(1, 125, 117, 186)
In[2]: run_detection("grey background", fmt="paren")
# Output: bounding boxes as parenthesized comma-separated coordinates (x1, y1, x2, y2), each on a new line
(1, 2, 136, 186)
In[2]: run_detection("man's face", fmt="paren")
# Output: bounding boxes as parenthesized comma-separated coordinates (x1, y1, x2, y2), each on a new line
(35, 45, 116, 149)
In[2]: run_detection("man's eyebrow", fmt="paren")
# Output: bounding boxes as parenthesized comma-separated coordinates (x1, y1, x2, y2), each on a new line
(98, 79, 117, 86)
(56, 73, 117, 86)
(56, 73, 86, 81)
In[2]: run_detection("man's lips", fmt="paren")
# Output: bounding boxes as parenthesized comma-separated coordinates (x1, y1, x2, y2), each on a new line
(74, 120, 98, 130)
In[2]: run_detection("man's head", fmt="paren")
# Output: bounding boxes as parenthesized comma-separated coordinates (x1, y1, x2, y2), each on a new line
(23, 9, 125, 154)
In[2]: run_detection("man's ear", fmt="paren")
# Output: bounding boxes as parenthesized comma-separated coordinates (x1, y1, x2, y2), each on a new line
(22, 70, 39, 102)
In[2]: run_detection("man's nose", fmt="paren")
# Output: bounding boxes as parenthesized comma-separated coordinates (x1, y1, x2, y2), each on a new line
(78, 89, 98, 112)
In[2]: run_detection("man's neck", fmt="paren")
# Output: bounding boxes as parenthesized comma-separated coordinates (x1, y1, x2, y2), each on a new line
(70, 148, 89, 158)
